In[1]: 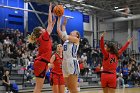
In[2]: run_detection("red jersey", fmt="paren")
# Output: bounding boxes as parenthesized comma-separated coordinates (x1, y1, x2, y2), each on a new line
(36, 31, 52, 62)
(51, 53, 63, 74)
(100, 36, 130, 74)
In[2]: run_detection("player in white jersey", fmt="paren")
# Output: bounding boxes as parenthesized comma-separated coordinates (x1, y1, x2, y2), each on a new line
(57, 17, 80, 93)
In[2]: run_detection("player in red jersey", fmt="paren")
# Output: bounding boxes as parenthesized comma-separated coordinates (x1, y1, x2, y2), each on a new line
(49, 44, 65, 93)
(100, 32, 133, 93)
(28, 3, 56, 93)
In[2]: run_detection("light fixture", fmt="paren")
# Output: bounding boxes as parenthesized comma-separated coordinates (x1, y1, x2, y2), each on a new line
(15, 10, 18, 14)
(72, 0, 84, 2)
(114, 7, 118, 9)
(75, 6, 81, 9)
(63, 6, 66, 9)
(65, 4, 71, 8)
(5, 18, 8, 21)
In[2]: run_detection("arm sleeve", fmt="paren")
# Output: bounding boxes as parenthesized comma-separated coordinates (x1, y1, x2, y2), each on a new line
(118, 41, 130, 56)
(100, 36, 108, 59)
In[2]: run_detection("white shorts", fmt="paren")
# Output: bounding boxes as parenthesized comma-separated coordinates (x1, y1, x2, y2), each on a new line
(62, 59, 80, 77)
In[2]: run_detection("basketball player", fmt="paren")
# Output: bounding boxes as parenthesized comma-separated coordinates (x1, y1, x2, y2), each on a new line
(100, 32, 133, 93)
(57, 17, 80, 93)
(28, 3, 56, 93)
(49, 44, 65, 93)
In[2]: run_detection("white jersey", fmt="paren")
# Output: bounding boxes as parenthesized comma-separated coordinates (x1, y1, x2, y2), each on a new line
(63, 40, 79, 60)
(62, 40, 80, 77)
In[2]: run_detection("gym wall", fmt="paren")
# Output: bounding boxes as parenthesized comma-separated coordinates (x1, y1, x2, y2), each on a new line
(0, 0, 24, 32)
(0, 0, 84, 38)
(99, 20, 140, 53)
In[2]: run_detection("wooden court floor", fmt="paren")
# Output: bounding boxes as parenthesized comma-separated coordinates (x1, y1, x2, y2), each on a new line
(30, 87, 140, 93)
(80, 88, 140, 93)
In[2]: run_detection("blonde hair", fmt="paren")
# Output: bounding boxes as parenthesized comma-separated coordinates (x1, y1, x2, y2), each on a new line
(76, 31, 80, 39)
(28, 26, 43, 43)
(27, 33, 36, 43)
(73, 30, 80, 39)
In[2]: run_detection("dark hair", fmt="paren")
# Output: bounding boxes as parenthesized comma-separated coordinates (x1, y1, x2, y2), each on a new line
(106, 42, 119, 58)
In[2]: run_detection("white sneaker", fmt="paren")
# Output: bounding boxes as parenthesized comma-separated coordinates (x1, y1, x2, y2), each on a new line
(10, 91, 13, 93)
(65, 89, 70, 93)
(6, 92, 8, 93)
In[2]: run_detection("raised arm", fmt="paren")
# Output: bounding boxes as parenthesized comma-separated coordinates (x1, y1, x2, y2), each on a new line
(47, 3, 55, 35)
(57, 17, 65, 41)
(118, 38, 132, 55)
(51, 15, 56, 31)
(62, 17, 79, 44)
(100, 33, 108, 59)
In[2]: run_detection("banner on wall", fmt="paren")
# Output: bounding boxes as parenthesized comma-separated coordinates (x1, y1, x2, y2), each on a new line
(83, 15, 89, 23)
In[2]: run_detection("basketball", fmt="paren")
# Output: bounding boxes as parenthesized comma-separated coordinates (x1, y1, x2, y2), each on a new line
(53, 5, 64, 17)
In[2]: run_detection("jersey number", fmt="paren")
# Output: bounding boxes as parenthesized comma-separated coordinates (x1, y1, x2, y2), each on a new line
(63, 45, 67, 51)
(110, 58, 116, 64)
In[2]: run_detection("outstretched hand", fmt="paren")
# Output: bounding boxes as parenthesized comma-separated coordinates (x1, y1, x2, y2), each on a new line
(128, 37, 133, 43)
(49, 2, 52, 11)
(101, 31, 106, 37)
(52, 17, 56, 28)
(63, 17, 67, 26)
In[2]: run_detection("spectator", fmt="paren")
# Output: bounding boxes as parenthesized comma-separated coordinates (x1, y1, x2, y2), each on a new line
(95, 64, 101, 73)
(79, 61, 84, 76)
(117, 73, 125, 88)
(130, 71, 139, 86)
(116, 65, 122, 73)
(17, 39, 23, 47)
(26, 71, 33, 82)
(94, 64, 101, 78)
(122, 65, 129, 84)
(0, 42, 3, 59)
(4, 36, 11, 45)
(0, 59, 4, 80)
(81, 53, 89, 76)
(137, 70, 140, 85)
(2, 70, 13, 93)
(81, 53, 87, 63)
(128, 64, 132, 73)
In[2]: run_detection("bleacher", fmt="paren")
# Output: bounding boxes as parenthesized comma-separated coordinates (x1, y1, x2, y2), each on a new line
(0, 31, 139, 92)
(0, 64, 101, 92)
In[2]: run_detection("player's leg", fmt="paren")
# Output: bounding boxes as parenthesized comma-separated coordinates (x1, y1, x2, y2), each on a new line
(67, 74, 78, 93)
(59, 85, 65, 93)
(33, 77, 45, 93)
(108, 88, 115, 93)
(108, 74, 117, 93)
(52, 85, 59, 93)
(103, 88, 109, 93)
(51, 74, 59, 93)
(33, 60, 47, 93)
(101, 73, 109, 93)
(59, 75, 65, 93)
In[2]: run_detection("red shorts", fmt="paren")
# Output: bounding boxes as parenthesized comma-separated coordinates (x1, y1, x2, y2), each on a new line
(50, 73, 65, 85)
(33, 60, 48, 78)
(101, 73, 117, 88)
